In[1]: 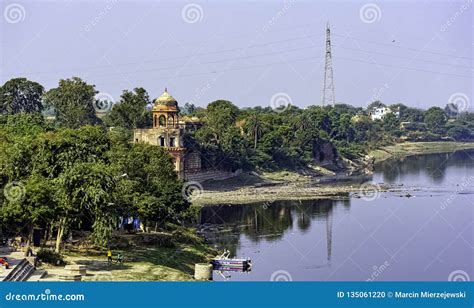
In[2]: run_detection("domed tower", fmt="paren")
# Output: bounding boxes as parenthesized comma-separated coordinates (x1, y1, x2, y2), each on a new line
(152, 88, 179, 128)
(134, 88, 186, 178)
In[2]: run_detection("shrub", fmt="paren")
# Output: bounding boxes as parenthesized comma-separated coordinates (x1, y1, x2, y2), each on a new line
(36, 249, 65, 266)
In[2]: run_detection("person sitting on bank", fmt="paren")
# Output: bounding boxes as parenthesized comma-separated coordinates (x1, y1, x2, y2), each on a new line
(116, 253, 124, 264)
(0, 257, 9, 269)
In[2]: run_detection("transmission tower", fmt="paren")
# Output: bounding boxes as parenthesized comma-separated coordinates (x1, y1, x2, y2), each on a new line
(322, 22, 335, 106)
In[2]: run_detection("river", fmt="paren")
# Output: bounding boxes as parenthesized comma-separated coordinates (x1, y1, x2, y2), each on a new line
(198, 150, 474, 281)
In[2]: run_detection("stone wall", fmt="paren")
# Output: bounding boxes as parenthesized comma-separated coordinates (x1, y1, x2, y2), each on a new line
(184, 169, 241, 182)
(184, 151, 202, 171)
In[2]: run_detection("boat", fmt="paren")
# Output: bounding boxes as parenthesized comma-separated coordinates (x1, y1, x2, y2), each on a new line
(211, 250, 251, 272)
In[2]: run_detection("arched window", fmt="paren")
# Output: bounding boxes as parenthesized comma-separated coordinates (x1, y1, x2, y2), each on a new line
(154, 115, 157, 127)
(158, 115, 166, 126)
(168, 116, 174, 126)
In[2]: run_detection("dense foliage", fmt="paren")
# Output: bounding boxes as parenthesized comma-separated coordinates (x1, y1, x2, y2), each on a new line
(0, 77, 472, 251)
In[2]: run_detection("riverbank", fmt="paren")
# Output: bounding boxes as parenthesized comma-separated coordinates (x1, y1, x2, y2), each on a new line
(368, 141, 474, 164)
(37, 231, 217, 281)
(194, 141, 474, 206)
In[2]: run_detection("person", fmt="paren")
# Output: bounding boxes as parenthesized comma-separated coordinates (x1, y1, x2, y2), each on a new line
(26, 246, 33, 257)
(0, 257, 9, 269)
(116, 253, 124, 265)
(107, 249, 112, 266)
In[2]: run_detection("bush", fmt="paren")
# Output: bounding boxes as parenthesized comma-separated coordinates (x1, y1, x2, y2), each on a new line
(447, 126, 472, 141)
(36, 249, 65, 266)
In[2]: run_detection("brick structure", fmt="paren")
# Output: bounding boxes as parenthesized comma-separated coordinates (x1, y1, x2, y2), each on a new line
(134, 89, 201, 179)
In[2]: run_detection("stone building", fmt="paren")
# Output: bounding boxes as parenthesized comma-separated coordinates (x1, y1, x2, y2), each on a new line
(134, 89, 201, 178)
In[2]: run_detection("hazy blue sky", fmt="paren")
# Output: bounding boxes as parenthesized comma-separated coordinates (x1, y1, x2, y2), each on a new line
(1, 0, 472, 110)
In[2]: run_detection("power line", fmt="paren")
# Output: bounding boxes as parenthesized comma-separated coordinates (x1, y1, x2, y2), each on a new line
(23, 39, 471, 82)
(9, 30, 471, 77)
(11, 33, 325, 76)
(332, 33, 473, 61)
(35, 44, 323, 79)
(85, 54, 471, 86)
(333, 44, 473, 70)
(334, 56, 472, 79)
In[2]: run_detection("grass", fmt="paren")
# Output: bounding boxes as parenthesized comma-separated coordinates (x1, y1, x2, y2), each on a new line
(43, 233, 217, 281)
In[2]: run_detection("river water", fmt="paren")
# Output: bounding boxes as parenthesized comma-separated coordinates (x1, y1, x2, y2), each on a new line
(199, 150, 474, 281)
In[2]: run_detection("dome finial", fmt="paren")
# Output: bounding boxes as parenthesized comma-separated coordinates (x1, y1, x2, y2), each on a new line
(165, 87, 168, 92)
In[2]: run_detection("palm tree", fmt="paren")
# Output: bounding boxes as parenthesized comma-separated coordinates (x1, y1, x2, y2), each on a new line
(247, 114, 263, 150)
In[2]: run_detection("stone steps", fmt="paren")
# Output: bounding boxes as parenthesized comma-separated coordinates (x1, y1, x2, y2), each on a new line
(2, 258, 35, 282)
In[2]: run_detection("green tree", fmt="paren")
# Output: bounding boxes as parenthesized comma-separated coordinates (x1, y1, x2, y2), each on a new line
(367, 100, 385, 111)
(0, 78, 44, 114)
(447, 126, 471, 141)
(44, 77, 99, 128)
(424, 107, 447, 134)
(104, 87, 151, 129)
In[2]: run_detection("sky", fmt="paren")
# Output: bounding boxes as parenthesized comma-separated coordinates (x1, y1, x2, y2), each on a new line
(0, 0, 472, 111)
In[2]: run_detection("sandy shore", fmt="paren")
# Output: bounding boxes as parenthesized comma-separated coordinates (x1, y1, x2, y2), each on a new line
(193, 141, 474, 206)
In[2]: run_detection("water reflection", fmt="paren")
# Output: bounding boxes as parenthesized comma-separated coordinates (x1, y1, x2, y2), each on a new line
(375, 150, 474, 184)
(199, 199, 346, 262)
(198, 150, 474, 281)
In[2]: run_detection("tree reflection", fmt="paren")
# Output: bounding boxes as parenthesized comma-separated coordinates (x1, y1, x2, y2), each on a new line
(199, 199, 345, 259)
(376, 150, 473, 184)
